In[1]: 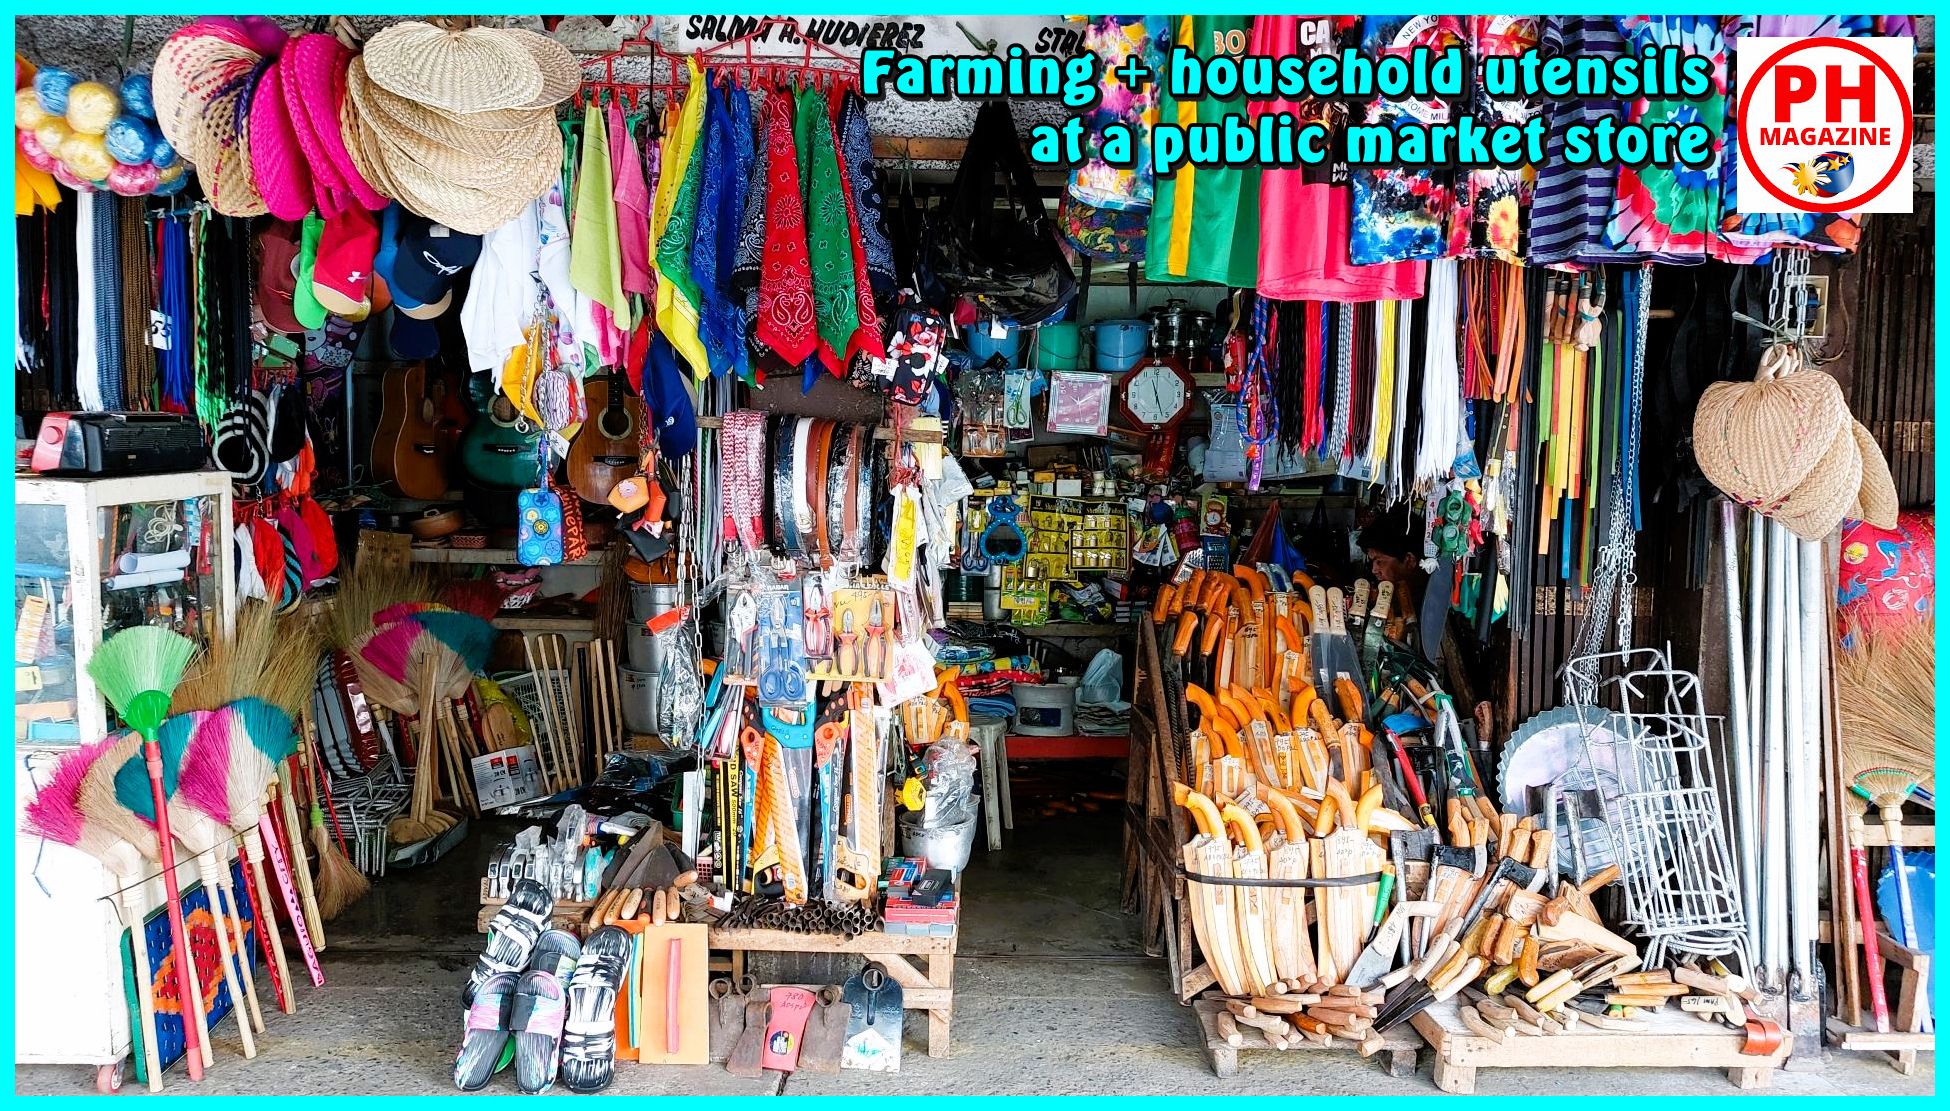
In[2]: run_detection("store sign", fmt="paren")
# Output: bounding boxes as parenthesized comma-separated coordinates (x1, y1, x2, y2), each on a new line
(675, 15, 1080, 59)
(1735, 36, 1914, 214)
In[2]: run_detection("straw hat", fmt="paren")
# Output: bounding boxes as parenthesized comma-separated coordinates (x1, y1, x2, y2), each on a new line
(375, 126, 560, 234)
(152, 22, 263, 187)
(358, 20, 545, 114)
(503, 28, 582, 110)
(248, 55, 315, 220)
(197, 59, 269, 216)
(1693, 343, 1850, 512)
(1851, 420, 1900, 529)
(282, 33, 387, 212)
(1771, 416, 1862, 541)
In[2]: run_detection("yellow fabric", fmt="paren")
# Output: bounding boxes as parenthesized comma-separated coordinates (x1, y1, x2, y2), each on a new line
(568, 99, 628, 327)
(16, 161, 60, 213)
(1163, 15, 1198, 276)
(652, 60, 708, 379)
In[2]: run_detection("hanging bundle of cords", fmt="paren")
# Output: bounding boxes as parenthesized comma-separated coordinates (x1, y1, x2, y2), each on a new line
(155, 210, 195, 414)
(1236, 296, 1279, 489)
(1414, 259, 1463, 488)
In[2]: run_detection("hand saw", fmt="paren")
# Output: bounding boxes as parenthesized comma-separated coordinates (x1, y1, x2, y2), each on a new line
(834, 702, 883, 902)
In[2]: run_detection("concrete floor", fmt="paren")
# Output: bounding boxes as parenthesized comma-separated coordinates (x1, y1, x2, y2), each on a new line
(16, 779, 1937, 1096)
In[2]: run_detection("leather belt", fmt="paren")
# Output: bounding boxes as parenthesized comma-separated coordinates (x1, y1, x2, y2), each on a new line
(722, 410, 767, 553)
(790, 417, 815, 551)
(807, 418, 836, 568)
(825, 422, 849, 566)
(839, 424, 865, 566)
(773, 416, 799, 553)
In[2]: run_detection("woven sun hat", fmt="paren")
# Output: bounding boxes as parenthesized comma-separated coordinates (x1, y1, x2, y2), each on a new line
(1850, 420, 1900, 529)
(248, 55, 315, 220)
(152, 21, 262, 176)
(378, 127, 560, 235)
(502, 28, 582, 109)
(336, 67, 399, 199)
(359, 20, 544, 115)
(196, 58, 270, 216)
(1771, 414, 1862, 541)
(283, 33, 387, 212)
(1693, 342, 1851, 514)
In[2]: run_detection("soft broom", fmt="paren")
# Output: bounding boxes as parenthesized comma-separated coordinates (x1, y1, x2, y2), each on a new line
(299, 705, 368, 919)
(226, 698, 312, 1010)
(170, 705, 268, 1037)
(86, 626, 206, 1080)
(22, 736, 170, 1090)
(113, 711, 258, 1058)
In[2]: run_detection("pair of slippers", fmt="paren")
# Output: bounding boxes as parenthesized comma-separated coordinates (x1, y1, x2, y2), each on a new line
(457, 881, 631, 1094)
(456, 930, 577, 1093)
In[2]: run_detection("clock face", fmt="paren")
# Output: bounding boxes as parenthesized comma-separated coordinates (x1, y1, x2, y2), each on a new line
(1126, 361, 1188, 427)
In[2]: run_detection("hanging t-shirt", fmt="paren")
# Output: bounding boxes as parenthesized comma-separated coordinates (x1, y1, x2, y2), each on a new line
(1145, 14, 1260, 287)
(1458, 16, 1540, 262)
(1350, 15, 1467, 265)
(1527, 17, 1627, 267)
(1714, 14, 1883, 263)
(1594, 16, 1726, 265)
(1254, 15, 1424, 301)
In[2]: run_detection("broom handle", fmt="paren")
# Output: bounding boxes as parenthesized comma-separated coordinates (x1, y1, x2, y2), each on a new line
(260, 811, 325, 987)
(214, 842, 266, 1035)
(193, 853, 257, 1058)
(278, 763, 326, 950)
(117, 886, 166, 1091)
(1849, 823, 1892, 1033)
(243, 833, 295, 1014)
(141, 738, 206, 1080)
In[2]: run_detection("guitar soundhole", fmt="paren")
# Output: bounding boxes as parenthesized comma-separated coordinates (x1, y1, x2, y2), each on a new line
(596, 404, 635, 441)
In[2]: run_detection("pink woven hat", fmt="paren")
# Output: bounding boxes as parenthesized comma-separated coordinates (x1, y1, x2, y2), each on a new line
(282, 33, 387, 214)
(248, 54, 314, 220)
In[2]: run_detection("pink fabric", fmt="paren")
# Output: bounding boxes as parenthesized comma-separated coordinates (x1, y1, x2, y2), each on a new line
(249, 56, 315, 220)
(610, 100, 653, 299)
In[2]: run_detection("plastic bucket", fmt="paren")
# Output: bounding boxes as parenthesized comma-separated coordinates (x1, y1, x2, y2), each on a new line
(965, 321, 1023, 366)
(620, 665, 659, 735)
(897, 812, 978, 874)
(1093, 319, 1149, 373)
(1038, 321, 1081, 370)
(1012, 683, 1076, 736)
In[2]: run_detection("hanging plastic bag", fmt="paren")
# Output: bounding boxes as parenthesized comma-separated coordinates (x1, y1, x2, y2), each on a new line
(1077, 649, 1124, 706)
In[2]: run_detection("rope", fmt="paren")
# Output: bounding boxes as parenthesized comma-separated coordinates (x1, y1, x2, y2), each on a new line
(1415, 259, 1463, 488)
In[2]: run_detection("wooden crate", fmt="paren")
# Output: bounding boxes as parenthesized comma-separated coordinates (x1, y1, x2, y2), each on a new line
(709, 925, 959, 1058)
(476, 880, 593, 933)
(1411, 999, 1790, 1094)
(1192, 996, 1419, 1080)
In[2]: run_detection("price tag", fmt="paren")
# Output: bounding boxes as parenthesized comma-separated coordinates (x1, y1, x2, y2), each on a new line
(148, 310, 173, 351)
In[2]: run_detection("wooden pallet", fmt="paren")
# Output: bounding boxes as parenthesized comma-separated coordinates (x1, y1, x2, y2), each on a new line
(709, 925, 958, 1059)
(1411, 999, 1790, 1094)
(1193, 996, 1419, 1079)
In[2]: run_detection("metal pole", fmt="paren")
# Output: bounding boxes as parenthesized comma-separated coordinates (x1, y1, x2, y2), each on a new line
(1762, 519, 1790, 989)
(1791, 537, 1827, 989)
(1720, 502, 1762, 969)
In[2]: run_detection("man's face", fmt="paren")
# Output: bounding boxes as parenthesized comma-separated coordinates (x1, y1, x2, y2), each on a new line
(1367, 549, 1413, 585)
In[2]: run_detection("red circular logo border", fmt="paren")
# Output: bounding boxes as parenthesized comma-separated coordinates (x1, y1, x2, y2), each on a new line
(1736, 36, 1913, 214)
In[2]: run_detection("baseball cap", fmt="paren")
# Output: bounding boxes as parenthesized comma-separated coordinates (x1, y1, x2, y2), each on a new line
(312, 204, 379, 320)
(388, 307, 440, 360)
(293, 210, 327, 330)
(256, 220, 304, 334)
(645, 333, 697, 458)
(392, 210, 482, 320)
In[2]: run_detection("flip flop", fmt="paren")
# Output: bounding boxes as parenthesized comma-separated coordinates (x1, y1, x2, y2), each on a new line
(466, 879, 554, 1005)
(527, 929, 582, 983)
(453, 971, 516, 1091)
(511, 970, 568, 1094)
(560, 926, 631, 1094)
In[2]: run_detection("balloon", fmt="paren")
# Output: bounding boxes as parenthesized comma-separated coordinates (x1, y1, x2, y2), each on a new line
(106, 160, 160, 196)
(103, 113, 156, 165)
(57, 130, 115, 180)
(149, 137, 178, 169)
(51, 160, 95, 192)
(118, 73, 155, 120)
(33, 117, 71, 157)
(32, 66, 77, 115)
(17, 132, 57, 173)
(63, 81, 119, 135)
(15, 86, 49, 130)
(153, 169, 190, 196)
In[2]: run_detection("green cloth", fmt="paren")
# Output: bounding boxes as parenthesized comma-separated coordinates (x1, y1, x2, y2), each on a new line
(797, 87, 857, 375)
(653, 62, 709, 376)
(292, 211, 326, 331)
(1144, 14, 1260, 286)
(569, 99, 627, 325)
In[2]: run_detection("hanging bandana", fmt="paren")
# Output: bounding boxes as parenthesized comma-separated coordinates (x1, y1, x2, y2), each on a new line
(755, 89, 815, 367)
(654, 61, 711, 377)
(799, 87, 858, 378)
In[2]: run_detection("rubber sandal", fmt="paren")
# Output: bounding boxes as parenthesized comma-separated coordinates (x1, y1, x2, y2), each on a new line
(511, 970, 568, 1094)
(559, 926, 631, 1094)
(527, 929, 582, 983)
(466, 879, 554, 1005)
(453, 972, 517, 1091)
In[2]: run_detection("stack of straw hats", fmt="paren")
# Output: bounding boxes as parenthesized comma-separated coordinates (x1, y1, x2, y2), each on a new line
(154, 18, 579, 232)
(1693, 342, 1899, 540)
(343, 21, 579, 234)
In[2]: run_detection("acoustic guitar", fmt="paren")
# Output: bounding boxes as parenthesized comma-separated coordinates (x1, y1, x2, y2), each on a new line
(458, 392, 541, 490)
(566, 371, 646, 504)
(370, 362, 461, 500)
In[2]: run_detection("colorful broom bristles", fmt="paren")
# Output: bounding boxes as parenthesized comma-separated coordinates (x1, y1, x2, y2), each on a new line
(112, 711, 199, 827)
(354, 621, 421, 684)
(413, 610, 496, 672)
(21, 735, 122, 849)
(174, 710, 236, 828)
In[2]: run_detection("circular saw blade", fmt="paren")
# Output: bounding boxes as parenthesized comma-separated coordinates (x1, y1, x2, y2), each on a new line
(1499, 706, 1633, 877)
